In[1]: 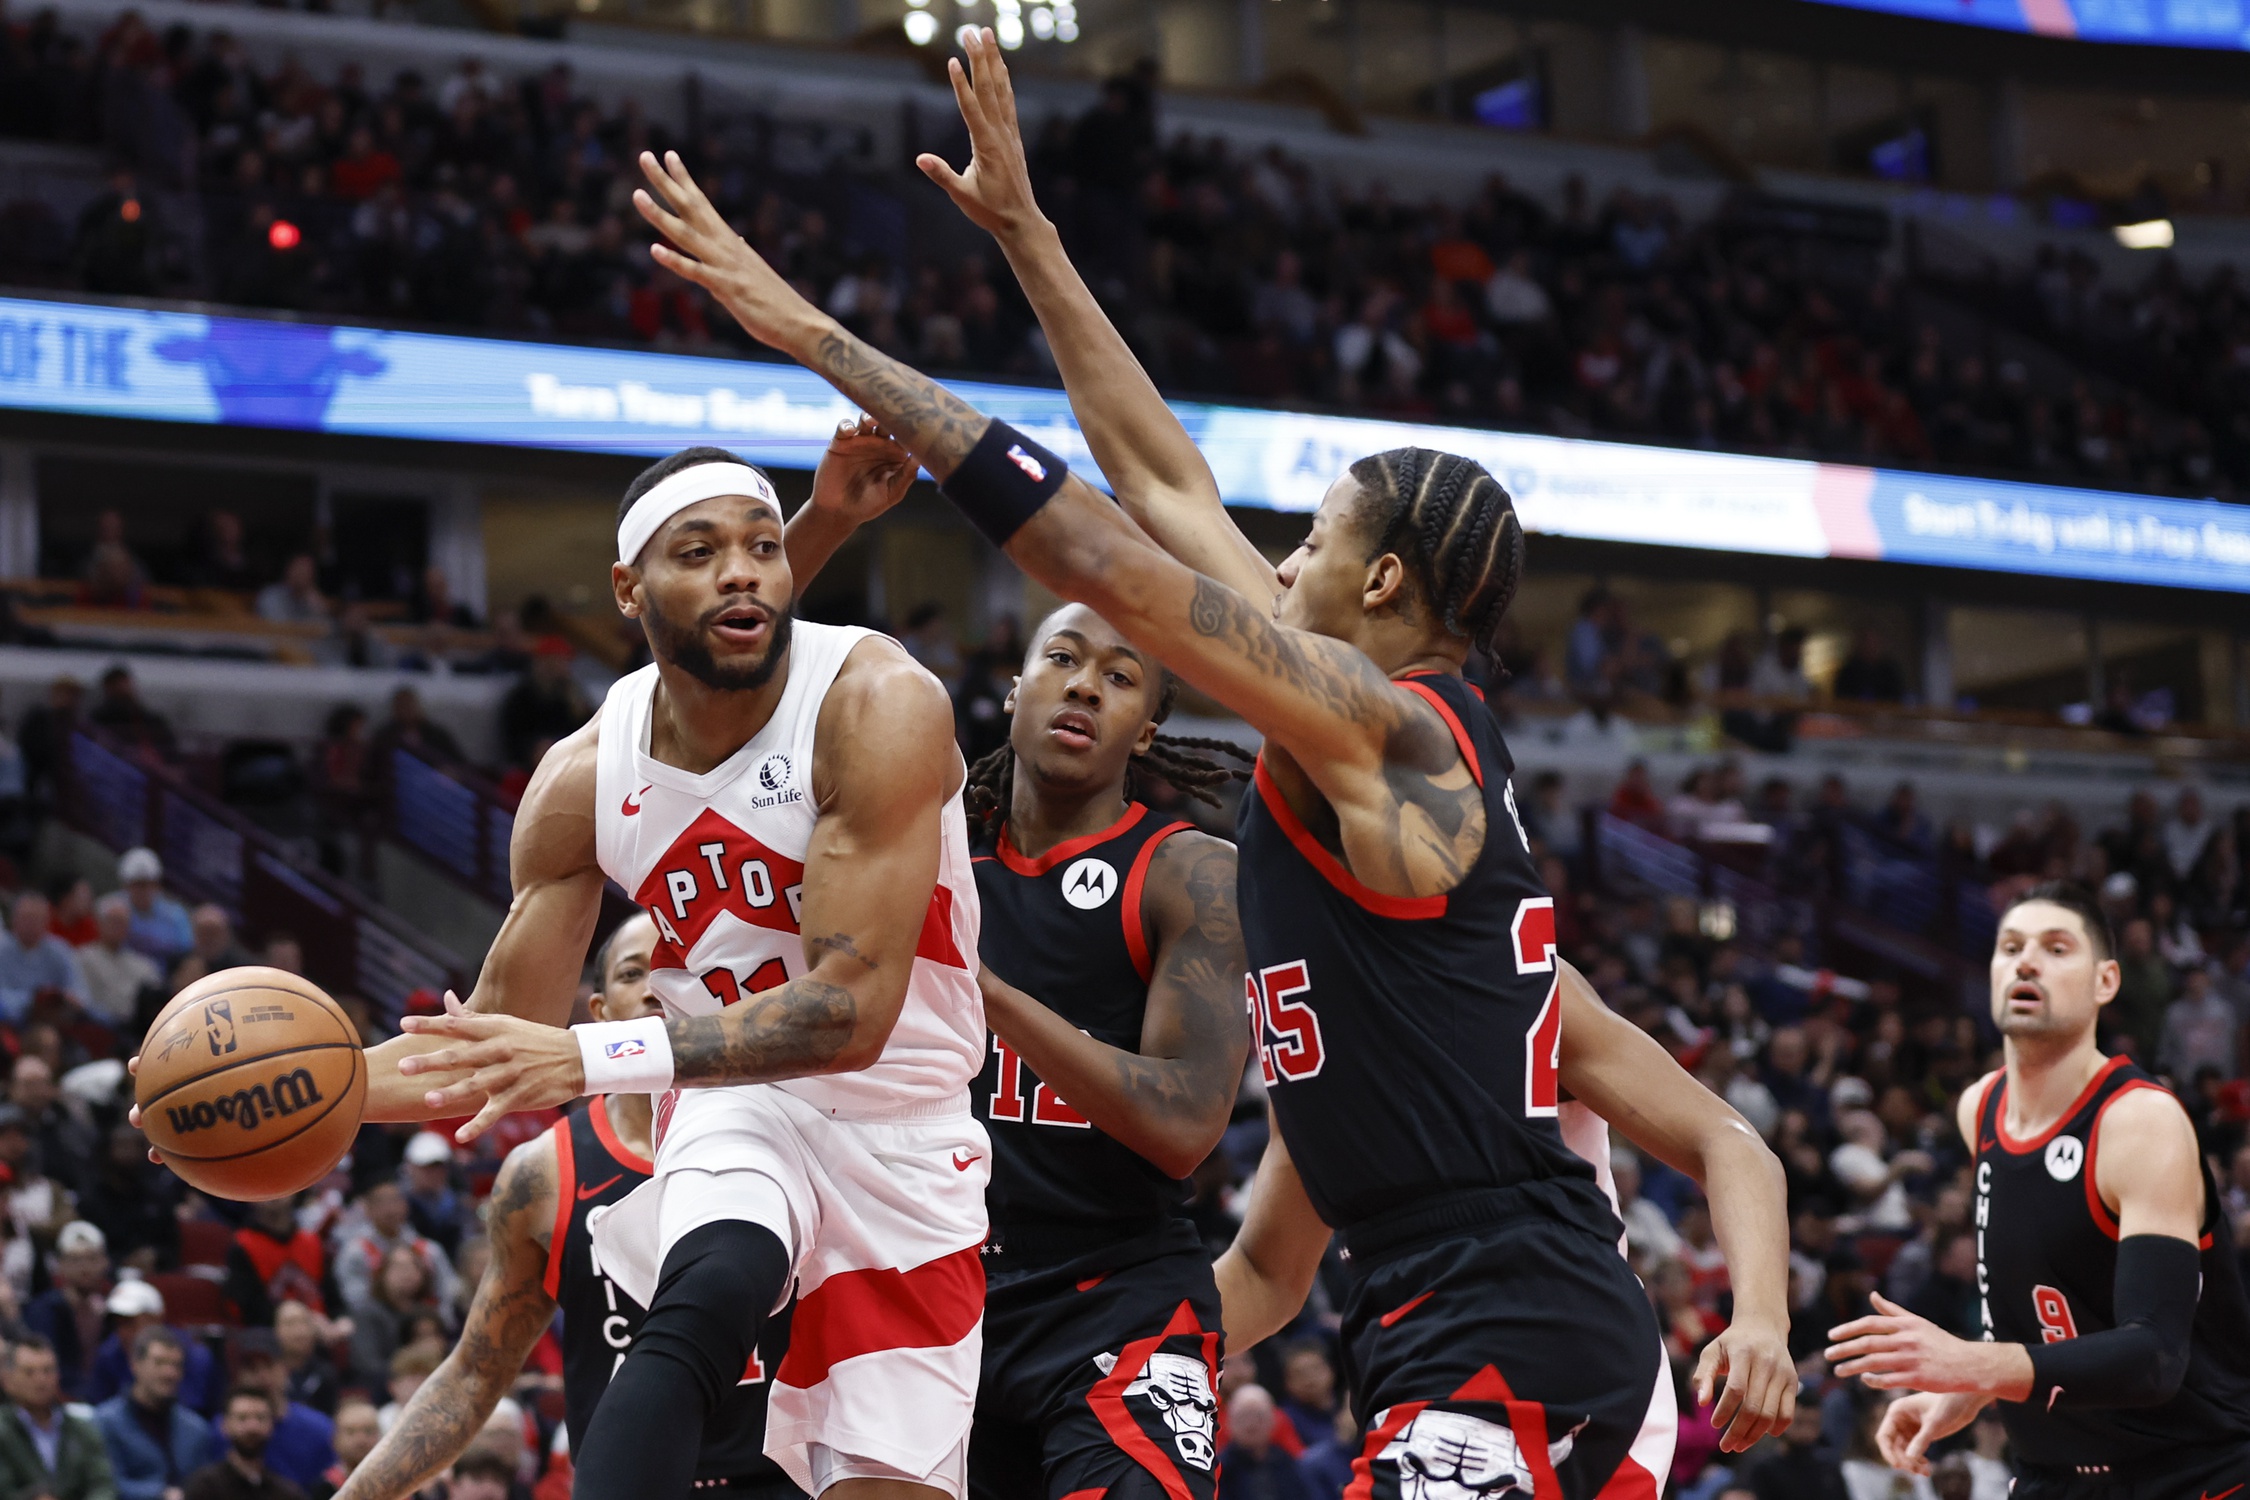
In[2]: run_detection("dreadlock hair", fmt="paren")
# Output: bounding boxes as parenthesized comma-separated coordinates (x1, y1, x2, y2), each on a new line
(963, 667, 1254, 832)
(1347, 448, 1523, 656)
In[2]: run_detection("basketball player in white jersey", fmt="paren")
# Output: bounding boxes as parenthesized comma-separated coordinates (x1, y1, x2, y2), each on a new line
(387, 438, 992, 1500)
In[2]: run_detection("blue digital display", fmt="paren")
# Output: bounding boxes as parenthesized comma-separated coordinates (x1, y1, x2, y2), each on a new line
(1804, 0, 2250, 50)
(4, 292, 2250, 594)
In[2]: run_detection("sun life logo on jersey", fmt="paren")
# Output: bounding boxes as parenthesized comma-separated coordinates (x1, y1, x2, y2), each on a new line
(750, 751, 800, 810)
(2045, 1134, 2083, 1182)
(1060, 856, 1119, 910)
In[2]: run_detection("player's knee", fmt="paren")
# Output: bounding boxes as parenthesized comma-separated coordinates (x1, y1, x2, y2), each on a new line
(636, 1219, 790, 1403)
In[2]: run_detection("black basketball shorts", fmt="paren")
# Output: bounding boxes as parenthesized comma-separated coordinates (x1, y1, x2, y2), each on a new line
(969, 1232, 1222, 1500)
(1336, 1195, 1662, 1500)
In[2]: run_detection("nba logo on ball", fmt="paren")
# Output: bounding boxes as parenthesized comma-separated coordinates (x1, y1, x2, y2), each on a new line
(605, 1039, 649, 1060)
(1060, 857, 1118, 910)
(2045, 1135, 2083, 1182)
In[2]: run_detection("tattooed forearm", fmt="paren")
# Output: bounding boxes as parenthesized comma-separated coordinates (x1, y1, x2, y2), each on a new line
(808, 328, 989, 476)
(669, 976, 859, 1085)
(335, 1161, 556, 1500)
(1186, 576, 1403, 729)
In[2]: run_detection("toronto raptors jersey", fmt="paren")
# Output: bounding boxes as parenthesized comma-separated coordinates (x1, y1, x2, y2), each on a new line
(1972, 1055, 2250, 1469)
(1234, 671, 1607, 1234)
(592, 623, 983, 1115)
(971, 804, 1197, 1259)
(545, 1102, 787, 1480)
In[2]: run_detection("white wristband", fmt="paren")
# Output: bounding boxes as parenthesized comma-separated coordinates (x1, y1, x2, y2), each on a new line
(575, 1018, 676, 1095)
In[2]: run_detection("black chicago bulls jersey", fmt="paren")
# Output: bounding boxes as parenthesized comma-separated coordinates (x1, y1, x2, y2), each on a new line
(972, 803, 1197, 1259)
(1973, 1055, 2250, 1470)
(547, 1102, 788, 1481)
(1234, 671, 1605, 1233)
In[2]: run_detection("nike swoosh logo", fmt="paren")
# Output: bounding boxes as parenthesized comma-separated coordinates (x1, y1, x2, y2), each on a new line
(577, 1174, 623, 1200)
(2200, 1485, 2243, 1500)
(951, 1151, 978, 1171)
(1979, 1137, 1997, 1153)
(621, 786, 651, 816)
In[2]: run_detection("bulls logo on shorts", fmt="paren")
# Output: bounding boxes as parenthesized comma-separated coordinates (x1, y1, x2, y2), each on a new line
(1121, 1352, 1218, 1469)
(1371, 1408, 1586, 1500)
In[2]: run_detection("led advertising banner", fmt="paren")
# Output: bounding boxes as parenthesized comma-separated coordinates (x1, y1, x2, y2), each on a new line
(1803, 0, 2250, 50)
(3, 292, 2249, 592)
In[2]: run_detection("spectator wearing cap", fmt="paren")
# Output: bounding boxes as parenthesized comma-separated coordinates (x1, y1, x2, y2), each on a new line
(0, 892, 89, 1025)
(26, 1222, 113, 1400)
(117, 852, 192, 969)
(79, 896, 160, 1032)
(227, 1337, 330, 1494)
(96, 1325, 219, 1500)
(398, 1134, 467, 1260)
(91, 1281, 218, 1418)
(0, 1333, 117, 1500)
(333, 1183, 456, 1328)
(223, 1199, 327, 1330)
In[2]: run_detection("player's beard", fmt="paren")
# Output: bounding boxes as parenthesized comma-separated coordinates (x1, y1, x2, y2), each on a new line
(646, 593, 795, 692)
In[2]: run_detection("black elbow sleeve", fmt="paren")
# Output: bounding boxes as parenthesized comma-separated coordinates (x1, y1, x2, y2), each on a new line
(2024, 1234, 2199, 1411)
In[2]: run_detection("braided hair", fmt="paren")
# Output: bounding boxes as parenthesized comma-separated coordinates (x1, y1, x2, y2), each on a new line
(963, 667, 1254, 832)
(1347, 448, 1524, 657)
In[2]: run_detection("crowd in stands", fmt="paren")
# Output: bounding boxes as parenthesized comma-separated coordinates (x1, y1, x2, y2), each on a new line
(0, 8, 2241, 503)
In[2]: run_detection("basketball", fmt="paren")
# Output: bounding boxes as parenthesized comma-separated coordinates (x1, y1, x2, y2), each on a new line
(135, 966, 367, 1201)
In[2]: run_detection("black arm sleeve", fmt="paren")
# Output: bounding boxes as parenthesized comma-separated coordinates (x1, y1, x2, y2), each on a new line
(2023, 1234, 2199, 1411)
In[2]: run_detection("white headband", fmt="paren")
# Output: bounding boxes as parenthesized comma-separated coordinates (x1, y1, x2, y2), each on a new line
(617, 462, 781, 564)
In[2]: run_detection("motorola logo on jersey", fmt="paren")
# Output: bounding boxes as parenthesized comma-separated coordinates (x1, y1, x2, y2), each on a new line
(1060, 856, 1120, 910)
(750, 752, 800, 810)
(2045, 1135, 2084, 1182)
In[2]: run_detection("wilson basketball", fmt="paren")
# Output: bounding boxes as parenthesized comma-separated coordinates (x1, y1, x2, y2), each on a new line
(136, 967, 366, 1201)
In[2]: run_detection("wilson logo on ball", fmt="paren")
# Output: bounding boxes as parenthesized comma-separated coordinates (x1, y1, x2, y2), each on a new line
(163, 1067, 326, 1137)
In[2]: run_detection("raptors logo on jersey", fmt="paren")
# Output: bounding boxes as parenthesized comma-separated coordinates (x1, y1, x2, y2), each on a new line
(592, 620, 984, 1115)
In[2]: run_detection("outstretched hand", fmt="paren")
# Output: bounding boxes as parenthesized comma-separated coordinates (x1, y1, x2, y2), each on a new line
(633, 150, 820, 354)
(1692, 1317, 1797, 1453)
(810, 414, 919, 526)
(397, 1009, 588, 1144)
(917, 28, 1043, 239)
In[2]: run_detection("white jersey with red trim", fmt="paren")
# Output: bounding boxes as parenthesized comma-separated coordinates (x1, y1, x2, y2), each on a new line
(591, 621, 983, 1116)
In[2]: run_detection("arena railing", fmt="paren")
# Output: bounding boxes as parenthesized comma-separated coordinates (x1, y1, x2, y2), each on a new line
(57, 729, 467, 1018)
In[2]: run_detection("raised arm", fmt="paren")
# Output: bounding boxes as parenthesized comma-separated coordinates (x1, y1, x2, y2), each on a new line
(399, 641, 960, 1135)
(783, 414, 919, 591)
(629, 149, 1465, 899)
(977, 831, 1246, 1178)
(916, 33, 1275, 602)
(1552, 958, 1796, 1452)
(334, 1138, 560, 1500)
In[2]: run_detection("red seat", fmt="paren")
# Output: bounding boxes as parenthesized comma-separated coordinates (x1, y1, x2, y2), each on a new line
(179, 1220, 234, 1270)
(147, 1272, 230, 1329)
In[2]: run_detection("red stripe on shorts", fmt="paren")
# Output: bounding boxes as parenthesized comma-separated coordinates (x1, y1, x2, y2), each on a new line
(775, 1243, 985, 1388)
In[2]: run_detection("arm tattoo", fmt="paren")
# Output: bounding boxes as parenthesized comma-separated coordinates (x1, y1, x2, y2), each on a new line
(1122, 841, 1248, 1127)
(668, 976, 858, 1086)
(808, 932, 875, 967)
(808, 327, 989, 473)
(335, 1162, 555, 1500)
(1185, 576, 1402, 729)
